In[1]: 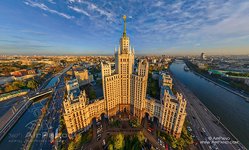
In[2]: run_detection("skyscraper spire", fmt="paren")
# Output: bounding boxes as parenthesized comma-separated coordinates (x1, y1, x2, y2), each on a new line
(123, 15, 127, 37)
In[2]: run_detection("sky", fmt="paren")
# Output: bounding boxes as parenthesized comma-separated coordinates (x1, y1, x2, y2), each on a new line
(0, 0, 249, 55)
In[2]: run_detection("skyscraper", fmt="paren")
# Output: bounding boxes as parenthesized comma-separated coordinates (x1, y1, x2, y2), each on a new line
(63, 16, 186, 139)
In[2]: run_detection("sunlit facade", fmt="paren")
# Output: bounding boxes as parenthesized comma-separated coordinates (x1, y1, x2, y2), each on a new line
(63, 16, 186, 139)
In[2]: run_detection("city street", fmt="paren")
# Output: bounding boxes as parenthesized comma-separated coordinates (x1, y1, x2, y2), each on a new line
(31, 75, 66, 150)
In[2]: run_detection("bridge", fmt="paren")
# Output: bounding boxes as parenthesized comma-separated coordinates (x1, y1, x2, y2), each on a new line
(28, 88, 54, 101)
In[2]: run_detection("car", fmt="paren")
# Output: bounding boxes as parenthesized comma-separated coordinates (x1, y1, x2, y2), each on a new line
(97, 134, 101, 141)
(187, 126, 192, 132)
(165, 144, 169, 150)
(97, 129, 102, 134)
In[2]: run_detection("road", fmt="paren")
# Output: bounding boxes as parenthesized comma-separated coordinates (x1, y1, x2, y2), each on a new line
(173, 77, 245, 150)
(31, 75, 65, 150)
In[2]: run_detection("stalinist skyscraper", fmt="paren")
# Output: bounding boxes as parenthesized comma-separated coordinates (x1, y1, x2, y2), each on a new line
(102, 15, 148, 120)
(63, 16, 186, 139)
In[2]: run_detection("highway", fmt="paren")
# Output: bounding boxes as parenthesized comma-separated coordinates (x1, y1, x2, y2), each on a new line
(173, 77, 246, 150)
(27, 64, 72, 149)
(31, 75, 65, 150)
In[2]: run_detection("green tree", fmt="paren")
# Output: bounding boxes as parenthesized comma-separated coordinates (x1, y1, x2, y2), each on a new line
(13, 80, 26, 88)
(176, 138, 185, 150)
(137, 131, 145, 143)
(27, 80, 38, 89)
(108, 144, 114, 150)
(68, 141, 75, 150)
(4, 84, 17, 92)
(89, 87, 96, 100)
(74, 134, 82, 149)
(114, 133, 124, 150)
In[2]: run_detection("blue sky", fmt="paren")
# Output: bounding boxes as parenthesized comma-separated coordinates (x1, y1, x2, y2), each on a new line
(0, 0, 249, 55)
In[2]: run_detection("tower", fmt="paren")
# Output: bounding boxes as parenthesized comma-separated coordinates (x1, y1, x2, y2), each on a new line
(115, 15, 135, 112)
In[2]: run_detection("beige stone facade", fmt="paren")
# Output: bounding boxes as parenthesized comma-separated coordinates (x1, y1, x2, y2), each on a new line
(63, 16, 187, 139)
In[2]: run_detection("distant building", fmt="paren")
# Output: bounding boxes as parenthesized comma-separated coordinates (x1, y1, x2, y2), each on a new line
(27, 69, 36, 75)
(152, 59, 157, 64)
(10, 70, 23, 77)
(159, 72, 173, 89)
(63, 16, 187, 139)
(0, 77, 15, 85)
(197, 62, 207, 69)
(66, 79, 79, 95)
(74, 69, 92, 86)
(201, 52, 207, 60)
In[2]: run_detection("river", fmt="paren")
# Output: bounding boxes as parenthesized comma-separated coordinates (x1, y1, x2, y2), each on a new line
(0, 68, 65, 149)
(0, 99, 47, 150)
(170, 60, 249, 148)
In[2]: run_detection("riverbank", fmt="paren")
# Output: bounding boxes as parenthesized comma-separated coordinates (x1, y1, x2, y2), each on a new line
(0, 100, 32, 141)
(23, 98, 50, 150)
(169, 61, 249, 149)
(185, 60, 249, 102)
(171, 74, 246, 150)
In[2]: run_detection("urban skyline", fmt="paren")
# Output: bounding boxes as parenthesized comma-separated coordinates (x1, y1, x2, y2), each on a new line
(1, 0, 249, 55)
(0, 1, 249, 150)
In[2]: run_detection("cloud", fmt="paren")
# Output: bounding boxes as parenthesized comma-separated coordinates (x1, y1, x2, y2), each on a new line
(68, 6, 90, 16)
(24, 0, 73, 19)
(48, 0, 56, 4)
(2, 0, 249, 55)
(68, 0, 115, 22)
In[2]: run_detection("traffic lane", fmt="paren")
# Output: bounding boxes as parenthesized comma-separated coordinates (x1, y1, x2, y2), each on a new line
(175, 80, 239, 150)
(0, 97, 25, 117)
(186, 105, 210, 150)
(179, 85, 218, 149)
(175, 81, 213, 147)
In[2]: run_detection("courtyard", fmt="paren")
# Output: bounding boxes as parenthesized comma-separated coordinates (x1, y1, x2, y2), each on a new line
(80, 112, 168, 150)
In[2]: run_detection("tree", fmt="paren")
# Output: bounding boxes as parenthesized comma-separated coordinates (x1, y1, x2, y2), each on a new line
(89, 87, 96, 100)
(108, 144, 114, 150)
(75, 134, 82, 149)
(137, 131, 145, 143)
(27, 80, 38, 89)
(114, 133, 124, 150)
(176, 138, 185, 150)
(68, 141, 75, 150)
(4, 84, 17, 92)
(13, 80, 26, 88)
(168, 135, 177, 149)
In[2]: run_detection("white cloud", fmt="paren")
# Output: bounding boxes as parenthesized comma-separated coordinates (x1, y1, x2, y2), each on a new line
(68, 6, 90, 17)
(24, 0, 73, 19)
(48, 0, 56, 4)
(67, 0, 115, 22)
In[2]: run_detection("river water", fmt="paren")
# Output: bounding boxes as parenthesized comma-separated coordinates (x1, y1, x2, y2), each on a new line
(0, 70, 61, 149)
(45, 76, 59, 89)
(0, 99, 47, 150)
(170, 60, 249, 148)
